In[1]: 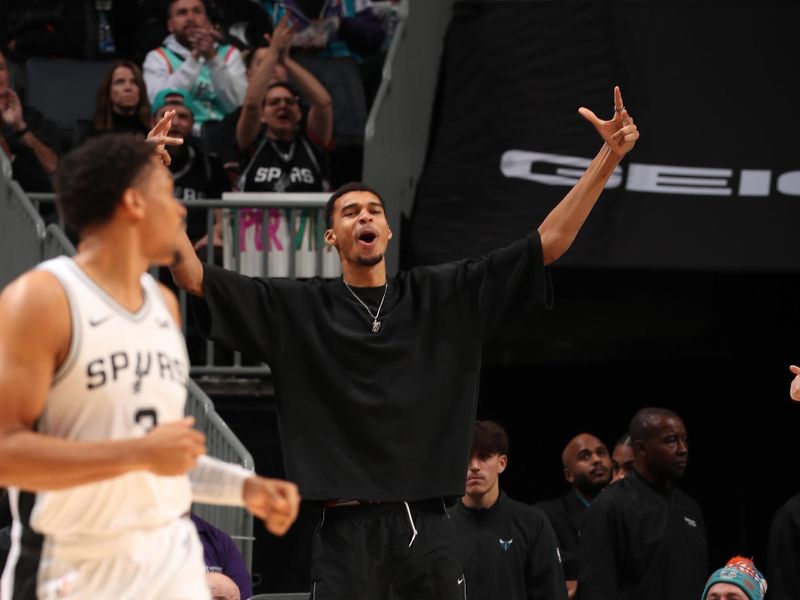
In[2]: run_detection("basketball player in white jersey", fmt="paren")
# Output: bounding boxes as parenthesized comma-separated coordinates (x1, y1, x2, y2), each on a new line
(0, 121, 300, 599)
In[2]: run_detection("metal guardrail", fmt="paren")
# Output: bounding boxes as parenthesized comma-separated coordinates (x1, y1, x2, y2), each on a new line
(186, 379, 255, 570)
(27, 192, 339, 377)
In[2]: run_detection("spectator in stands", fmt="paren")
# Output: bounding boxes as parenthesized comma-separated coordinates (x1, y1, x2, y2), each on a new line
(611, 433, 634, 482)
(789, 364, 800, 401)
(767, 491, 800, 600)
(578, 407, 708, 600)
(237, 14, 333, 190)
(536, 433, 611, 599)
(83, 60, 151, 141)
(262, 1, 385, 183)
(151, 87, 230, 248)
(143, 0, 247, 135)
(703, 556, 767, 600)
(190, 512, 253, 600)
(0, 49, 59, 193)
(450, 420, 568, 600)
(0, 0, 88, 62)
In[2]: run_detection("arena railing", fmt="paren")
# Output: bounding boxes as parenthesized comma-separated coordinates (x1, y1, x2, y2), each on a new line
(1, 177, 256, 571)
(26, 192, 336, 378)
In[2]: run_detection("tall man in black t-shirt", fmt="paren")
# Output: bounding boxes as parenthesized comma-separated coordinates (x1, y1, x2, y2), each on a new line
(577, 408, 708, 600)
(451, 421, 568, 600)
(170, 86, 639, 600)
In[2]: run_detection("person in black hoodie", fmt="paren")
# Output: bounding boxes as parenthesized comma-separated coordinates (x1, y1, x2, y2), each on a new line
(451, 420, 568, 600)
(767, 491, 800, 600)
(577, 407, 708, 600)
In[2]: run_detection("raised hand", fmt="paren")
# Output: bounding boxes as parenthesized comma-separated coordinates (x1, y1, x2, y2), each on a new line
(269, 14, 295, 61)
(243, 476, 301, 536)
(146, 109, 183, 166)
(790, 365, 800, 401)
(139, 416, 207, 475)
(0, 90, 25, 130)
(578, 86, 639, 157)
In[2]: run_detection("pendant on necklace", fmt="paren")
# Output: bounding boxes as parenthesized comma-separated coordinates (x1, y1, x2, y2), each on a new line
(372, 320, 381, 333)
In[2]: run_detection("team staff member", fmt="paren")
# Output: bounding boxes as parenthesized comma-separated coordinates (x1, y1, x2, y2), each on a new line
(577, 408, 708, 600)
(170, 87, 639, 599)
(536, 433, 611, 598)
(451, 421, 567, 600)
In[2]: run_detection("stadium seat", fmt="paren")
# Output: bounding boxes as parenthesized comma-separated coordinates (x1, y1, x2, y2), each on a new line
(23, 58, 115, 150)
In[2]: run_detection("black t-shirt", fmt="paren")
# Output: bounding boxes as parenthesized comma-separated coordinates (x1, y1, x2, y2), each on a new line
(192, 233, 549, 500)
(450, 492, 568, 600)
(169, 141, 231, 243)
(767, 492, 800, 600)
(238, 131, 328, 193)
(577, 471, 708, 600)
(535, 490, 588, 580)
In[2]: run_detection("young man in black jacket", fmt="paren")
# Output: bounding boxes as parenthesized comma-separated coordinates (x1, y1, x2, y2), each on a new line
(451, 421, 567, 600)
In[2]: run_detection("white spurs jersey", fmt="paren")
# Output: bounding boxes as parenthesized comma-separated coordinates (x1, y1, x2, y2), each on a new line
(11, 256, 192, 544)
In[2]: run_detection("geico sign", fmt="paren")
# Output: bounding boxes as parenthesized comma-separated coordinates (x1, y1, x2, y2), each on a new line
(500, 150, 800, 196)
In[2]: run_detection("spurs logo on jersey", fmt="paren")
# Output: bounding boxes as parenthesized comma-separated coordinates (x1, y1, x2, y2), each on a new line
(13, 256, 192, 541)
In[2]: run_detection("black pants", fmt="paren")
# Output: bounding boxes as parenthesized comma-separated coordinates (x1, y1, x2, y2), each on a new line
(310, 499, 466, 600)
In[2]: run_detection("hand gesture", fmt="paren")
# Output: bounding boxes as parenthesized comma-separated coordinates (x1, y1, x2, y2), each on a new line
(790, 365, 800, 401)
(578, 86, 639, 157)
(140, 416, 207, 475)
(189, 25, 221, 60)
(146, 109, 183, 166)
(243, 476, 301, 536)
(0, 89, 25, 130)
(266, 14, 294, 61)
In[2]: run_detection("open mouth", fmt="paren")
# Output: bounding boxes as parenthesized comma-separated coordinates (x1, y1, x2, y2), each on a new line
(358, 231, 378, 246)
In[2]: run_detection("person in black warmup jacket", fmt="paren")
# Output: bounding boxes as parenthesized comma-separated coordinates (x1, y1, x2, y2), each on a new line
(169, 86, 639, 600)
(450, 420, 567, 600)
(577, 407, 708, 600)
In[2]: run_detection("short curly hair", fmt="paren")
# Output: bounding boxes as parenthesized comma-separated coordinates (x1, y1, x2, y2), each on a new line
(54, 134, 156, 234)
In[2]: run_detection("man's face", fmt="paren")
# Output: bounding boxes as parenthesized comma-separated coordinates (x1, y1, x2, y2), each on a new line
(640, 416, 689, 480)
(465, 451, 507, 498)
(563, 434, 612, 496)
(261, 85, 302, 137)
(155, 103, 194, 140)
(325, 191, 392, 267)
(705, 583, 748, 600)
(611, 442, 634, 482)
(168, 0, 209, 46)
(136, 156, 187, 265)
(109, 66, 140, 113)
(0, 53, 10, 94)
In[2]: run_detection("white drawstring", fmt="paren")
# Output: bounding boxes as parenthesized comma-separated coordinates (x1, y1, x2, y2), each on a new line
(403, 501, 418, 547)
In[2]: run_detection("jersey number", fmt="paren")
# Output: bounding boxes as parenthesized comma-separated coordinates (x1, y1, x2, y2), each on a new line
(134, 408, 159, 432)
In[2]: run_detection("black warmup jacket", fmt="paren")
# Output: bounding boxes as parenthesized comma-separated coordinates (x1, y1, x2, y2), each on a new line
(536, 490, 588, 580)
(767, 491, 800, 600)
(451, 492, 568, 600)
(577, 471, 708, 600)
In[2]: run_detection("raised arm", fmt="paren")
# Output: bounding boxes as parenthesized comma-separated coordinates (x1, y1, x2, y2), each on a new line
(237, 16, 294, 150)
(537, 86, 639, 265)
(0, 271, 206, 491)
(284, 55, 333, 147)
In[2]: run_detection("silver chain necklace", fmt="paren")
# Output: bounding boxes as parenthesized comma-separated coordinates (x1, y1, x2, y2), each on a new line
(343, 279, 388, 333)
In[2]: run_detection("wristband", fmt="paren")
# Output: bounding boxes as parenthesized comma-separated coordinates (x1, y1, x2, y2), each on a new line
(190, 455, 253, 506)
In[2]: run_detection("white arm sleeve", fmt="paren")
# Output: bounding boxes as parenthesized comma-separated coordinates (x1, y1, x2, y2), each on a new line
(189, 455, 252, 506)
